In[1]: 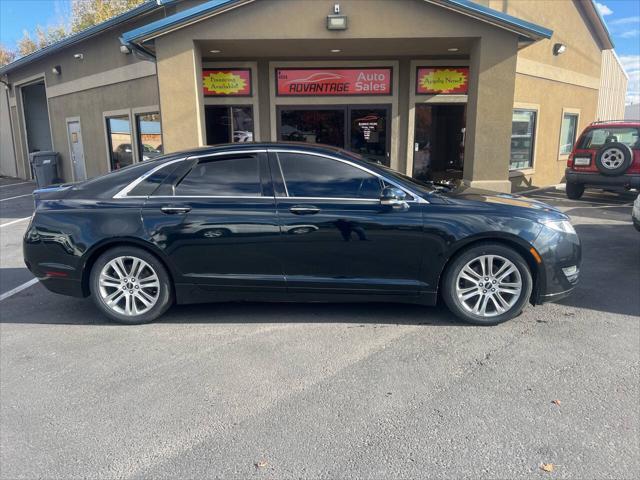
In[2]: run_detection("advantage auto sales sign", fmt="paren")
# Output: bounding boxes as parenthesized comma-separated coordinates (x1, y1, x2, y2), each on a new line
(276, 68, 392, 96)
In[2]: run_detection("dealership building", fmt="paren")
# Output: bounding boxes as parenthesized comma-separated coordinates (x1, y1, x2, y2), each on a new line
(0, 0, 627, 192)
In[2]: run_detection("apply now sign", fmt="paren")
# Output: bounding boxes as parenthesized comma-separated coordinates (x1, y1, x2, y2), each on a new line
(416, 67, 469, 94)
(276, 68, 392, 96)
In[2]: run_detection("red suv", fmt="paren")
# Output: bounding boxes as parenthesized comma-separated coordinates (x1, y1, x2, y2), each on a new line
(565, 120, 640, 199)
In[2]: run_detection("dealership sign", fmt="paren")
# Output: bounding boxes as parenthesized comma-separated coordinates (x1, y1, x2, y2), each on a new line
(276, 68, 392, 96)
(202, 69, 252, 96)
(416, 67, 469, 94)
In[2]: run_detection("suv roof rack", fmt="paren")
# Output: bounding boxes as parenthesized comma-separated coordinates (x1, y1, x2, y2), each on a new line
(590, 119, 640, 125)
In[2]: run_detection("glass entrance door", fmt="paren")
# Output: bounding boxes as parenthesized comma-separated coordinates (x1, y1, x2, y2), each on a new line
(277, 105, 391, 166)
(412, 104, 466, 181)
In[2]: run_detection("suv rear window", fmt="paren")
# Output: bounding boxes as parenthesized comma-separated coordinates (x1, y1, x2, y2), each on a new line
(578, 127, 640, 150)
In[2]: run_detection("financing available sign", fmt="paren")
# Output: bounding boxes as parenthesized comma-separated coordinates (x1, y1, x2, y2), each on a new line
(276, 68, 392, 96)
(416, 67, 469, 94)
(202, 69, 252, 96)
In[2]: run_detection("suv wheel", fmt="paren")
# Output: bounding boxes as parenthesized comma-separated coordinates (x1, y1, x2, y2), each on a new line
(442, 244, 533, 325)
(595, 142, 633, 176)
(90, 246, 173, 324)
(566, 182, 585, 200)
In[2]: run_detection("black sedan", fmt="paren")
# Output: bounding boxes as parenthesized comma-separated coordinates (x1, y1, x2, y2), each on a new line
(24, 143, 581, 325)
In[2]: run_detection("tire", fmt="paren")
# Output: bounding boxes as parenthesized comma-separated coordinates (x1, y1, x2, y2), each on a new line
(90, 246, 173, 324)
(441, 243, 533, 326)
(595, 142, 633, 176)
(566, 182, 585, 200)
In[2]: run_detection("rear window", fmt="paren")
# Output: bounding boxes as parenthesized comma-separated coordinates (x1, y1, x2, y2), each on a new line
(578, 127, 640, 150)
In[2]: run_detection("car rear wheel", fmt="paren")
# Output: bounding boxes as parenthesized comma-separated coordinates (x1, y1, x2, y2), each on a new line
(442, 244, 533, 325)
(90, 246, 173, 324)
(566, 182, 585, 200)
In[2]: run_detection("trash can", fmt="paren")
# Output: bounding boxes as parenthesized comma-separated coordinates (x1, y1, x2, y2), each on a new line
(29, 151, 60, 188)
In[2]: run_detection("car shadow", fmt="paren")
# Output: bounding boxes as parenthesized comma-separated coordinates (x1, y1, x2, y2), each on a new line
(555, 223, 640, 317)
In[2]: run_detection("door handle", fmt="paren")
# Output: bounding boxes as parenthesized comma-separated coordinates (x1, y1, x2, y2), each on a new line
(161, 206, 191, 214)
(290, 205, 320, 215)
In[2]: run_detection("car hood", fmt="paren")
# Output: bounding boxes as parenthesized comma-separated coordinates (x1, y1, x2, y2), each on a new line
(441, 186, 563, 215)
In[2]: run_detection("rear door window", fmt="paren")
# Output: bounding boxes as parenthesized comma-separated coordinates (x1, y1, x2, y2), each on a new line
(175, 154, 262, 196)
(578, 127, 640, 149)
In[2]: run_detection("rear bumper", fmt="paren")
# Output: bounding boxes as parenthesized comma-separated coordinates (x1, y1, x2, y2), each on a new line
(566, 169, 640, 189)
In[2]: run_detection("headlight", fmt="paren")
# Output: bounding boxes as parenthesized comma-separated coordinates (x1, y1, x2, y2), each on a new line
(542, 219, 576, 235)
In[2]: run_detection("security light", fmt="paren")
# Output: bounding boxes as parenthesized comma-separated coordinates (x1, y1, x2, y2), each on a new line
(51, 65, 61, 75)
(553, 43, 567, 55)
(120, 45, 132, 54)
(73, 53, 84, 60)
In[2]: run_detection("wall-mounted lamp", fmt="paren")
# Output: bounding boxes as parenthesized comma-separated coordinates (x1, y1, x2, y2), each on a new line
(120, 45, 132, 54)
(51, 65, 61, 75)
(73, 53, 84, 60)
(327, 4, 347, 30)
(553, 43, 567, 56)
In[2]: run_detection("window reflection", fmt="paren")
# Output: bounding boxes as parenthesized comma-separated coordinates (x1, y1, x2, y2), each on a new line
(136, 112, 163, 161)
(106, 115, 132, 170)
(205, 106, 254, 144)
(510, 109, 537, 170)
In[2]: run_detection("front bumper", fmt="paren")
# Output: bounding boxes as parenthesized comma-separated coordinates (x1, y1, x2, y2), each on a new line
(531, 224, 582, 304)
(565, 169, 640, 189)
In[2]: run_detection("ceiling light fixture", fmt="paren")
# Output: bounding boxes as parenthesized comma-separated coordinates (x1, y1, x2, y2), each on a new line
(448, 47, 459, 52)
(331, 49, 341, 53)
(209, 49, 222, 54)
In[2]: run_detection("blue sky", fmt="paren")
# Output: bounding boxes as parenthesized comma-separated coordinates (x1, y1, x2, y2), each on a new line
(1, 0, 639, 102)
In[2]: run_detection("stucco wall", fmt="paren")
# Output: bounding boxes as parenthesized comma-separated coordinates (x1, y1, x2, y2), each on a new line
(511, 74, 598, 189)
(46, 75, 160, 180)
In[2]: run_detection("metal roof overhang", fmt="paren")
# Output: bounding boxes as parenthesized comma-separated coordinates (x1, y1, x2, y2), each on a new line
(0, 0, 182, 75)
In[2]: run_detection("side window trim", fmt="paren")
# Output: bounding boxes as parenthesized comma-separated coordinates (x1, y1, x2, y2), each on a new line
(270, 149, 423, 203)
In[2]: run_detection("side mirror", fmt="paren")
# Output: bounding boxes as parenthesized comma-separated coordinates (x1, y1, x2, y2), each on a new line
(380, 186, 407, 208)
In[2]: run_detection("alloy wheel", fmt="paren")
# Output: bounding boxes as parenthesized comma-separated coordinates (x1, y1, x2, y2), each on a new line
(98, 256, 160, 316)
(455, 254, 523, 318)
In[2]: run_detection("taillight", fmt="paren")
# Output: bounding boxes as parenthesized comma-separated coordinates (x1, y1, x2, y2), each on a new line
(567, 153, 574, 168)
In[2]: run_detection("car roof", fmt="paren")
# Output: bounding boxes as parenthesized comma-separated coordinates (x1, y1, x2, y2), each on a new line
(167, 142, 351, 157)
(586, 121, 640, 129)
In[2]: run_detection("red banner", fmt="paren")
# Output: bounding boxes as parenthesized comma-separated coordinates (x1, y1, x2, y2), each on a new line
(202, 69, 252, 96)
(276, 68, 392, 96)
(416, 67, 469, 94)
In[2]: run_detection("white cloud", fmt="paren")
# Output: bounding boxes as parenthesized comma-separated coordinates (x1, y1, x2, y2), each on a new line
(619, 29, 639, 39)
(609, 16, 640, 25)
(596, 2, 613, 16)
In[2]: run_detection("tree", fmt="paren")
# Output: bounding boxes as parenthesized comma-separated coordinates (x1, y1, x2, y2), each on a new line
(70, 0, 147, 33)
(0, 44, 17, 67)
(4, 0, 147, 63)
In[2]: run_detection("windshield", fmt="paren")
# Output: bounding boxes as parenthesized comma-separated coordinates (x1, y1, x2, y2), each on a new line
(578, 127, 640, 149)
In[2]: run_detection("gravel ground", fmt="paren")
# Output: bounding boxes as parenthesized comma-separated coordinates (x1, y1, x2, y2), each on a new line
(1, 180, 638, 479)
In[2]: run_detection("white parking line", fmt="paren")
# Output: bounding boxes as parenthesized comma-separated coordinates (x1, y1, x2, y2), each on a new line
(0, 278, 39, 302)
(0, 217, 31, 228)
(0, 181, 33, 188)
(0, 193, 32, 202)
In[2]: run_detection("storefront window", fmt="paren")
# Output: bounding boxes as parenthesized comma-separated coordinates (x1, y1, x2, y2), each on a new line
(136, 112, 163, 161)
(559, 113, 578, 155)
(279, 108, 345, 148)
(510, 109, 537, 170)
(349, 108, 389, 165)
(106, 115, 132, 170)
(205, 106, 254, 145)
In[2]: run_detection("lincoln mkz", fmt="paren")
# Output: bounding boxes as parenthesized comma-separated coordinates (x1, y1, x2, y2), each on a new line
(24, 143, 581, 325)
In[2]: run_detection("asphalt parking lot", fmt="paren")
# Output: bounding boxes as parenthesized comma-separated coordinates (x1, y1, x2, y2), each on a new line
(0, 178, 638, 479)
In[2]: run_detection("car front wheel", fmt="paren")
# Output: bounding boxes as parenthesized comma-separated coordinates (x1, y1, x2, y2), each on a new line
(442, 244, 533, 325)
(90, 246, 173, 324)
